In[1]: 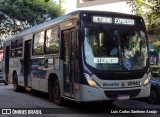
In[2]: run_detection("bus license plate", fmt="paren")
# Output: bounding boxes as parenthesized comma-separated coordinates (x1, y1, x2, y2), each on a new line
(117, 94, 130, 100)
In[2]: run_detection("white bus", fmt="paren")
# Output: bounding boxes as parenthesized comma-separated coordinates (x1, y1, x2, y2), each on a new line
(3, 10, 151, 105)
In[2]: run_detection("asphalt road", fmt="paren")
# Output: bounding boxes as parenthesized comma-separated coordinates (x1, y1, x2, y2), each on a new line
(0, 83, 160, 117)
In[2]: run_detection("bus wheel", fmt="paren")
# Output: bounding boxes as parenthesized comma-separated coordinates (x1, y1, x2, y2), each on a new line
(53, 79, 63, 105)
(148, 87, 159, 104)
(13, 74, 21, 92)
(4, 82, 8, 85)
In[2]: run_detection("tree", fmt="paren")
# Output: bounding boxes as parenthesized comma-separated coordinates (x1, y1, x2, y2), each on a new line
(0, 0, 64, 39)
(124, 0, 160, 32)
(124, 0, 160, 51)
(152, 41, 160, 51)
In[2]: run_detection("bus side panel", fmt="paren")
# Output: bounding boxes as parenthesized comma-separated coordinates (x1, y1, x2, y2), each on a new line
(30, 57, 61, 93)
(30, 58, 47, 92)
(9, 58, 15, 84)
(15, 58, 25, 87)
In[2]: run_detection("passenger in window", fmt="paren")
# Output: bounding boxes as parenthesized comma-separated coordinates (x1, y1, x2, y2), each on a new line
(110, 38, 118, 56)
(110, 47, 118, 56)
(123, 35, 135, 70)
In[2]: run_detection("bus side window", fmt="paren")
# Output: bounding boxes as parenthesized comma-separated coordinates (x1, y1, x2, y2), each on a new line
(45, 26, 59, 55)
(10, 41, 16, 58)
(15, 39, 23, 57)
(33, 31, 45, 55)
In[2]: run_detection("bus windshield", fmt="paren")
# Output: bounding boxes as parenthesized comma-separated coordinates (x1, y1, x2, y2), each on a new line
(83, 25, 148, 71)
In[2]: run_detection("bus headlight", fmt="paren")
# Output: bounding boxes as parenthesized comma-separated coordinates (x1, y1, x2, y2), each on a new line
(84, 73, 99, 88)
(143, 78, 150, 86)
(143, 77, 150, 86)
(143, 73, 151, 86)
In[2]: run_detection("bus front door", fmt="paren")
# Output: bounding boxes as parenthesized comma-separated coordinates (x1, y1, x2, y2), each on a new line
(24, 40, 31, 87)
(63, 28, 76, 98)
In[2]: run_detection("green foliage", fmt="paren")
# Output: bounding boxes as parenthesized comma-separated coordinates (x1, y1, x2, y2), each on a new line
(92, 45, 106, 57)
(46, 45, 59, 54)
(124, 0, 160, 50)
(34, 45, 44, 55)
(152, 41, 160, 51)
(0, 0, 64, 38)
(151, 66, 160, 78)
(124, 0, 160, 32)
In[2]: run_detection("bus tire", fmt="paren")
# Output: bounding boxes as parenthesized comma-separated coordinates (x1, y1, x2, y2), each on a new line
(4, 82, 8, 85)
(53, 79, 63, 105)
(13, 74, 21, 92)
(48, 79, 53, 101)
(148, 87, 159, 104)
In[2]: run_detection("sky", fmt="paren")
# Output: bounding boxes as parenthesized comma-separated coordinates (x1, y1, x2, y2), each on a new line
(54, 0, 132, 14)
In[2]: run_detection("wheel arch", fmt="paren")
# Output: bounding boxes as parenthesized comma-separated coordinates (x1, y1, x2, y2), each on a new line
(48, 73, 61, 93)
(151, 84, 160, 97)
(48, 73, 63, 102)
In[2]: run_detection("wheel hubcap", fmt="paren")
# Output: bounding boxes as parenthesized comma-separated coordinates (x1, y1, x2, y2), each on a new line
(54, 82, 60, 101)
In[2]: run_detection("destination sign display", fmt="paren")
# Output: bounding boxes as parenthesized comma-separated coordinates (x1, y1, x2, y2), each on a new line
(94, 57, 119, 64)
(115, 18, 135, 25)
(92, 16, 135, 25)
(92, 16, 112, 23)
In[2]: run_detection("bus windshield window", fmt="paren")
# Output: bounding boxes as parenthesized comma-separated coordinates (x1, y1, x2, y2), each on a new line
(84, 26, 148, 71)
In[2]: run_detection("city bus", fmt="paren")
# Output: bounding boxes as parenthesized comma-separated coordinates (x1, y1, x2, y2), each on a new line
(3, 10, 150, 105)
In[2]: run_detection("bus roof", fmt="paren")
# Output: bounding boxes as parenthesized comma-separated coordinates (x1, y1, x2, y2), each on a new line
(4, 10, 80, 43)
(4, 10, 142, 43)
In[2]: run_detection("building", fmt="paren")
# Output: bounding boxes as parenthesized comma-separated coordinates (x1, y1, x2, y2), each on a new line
(60, 0, 132, 14)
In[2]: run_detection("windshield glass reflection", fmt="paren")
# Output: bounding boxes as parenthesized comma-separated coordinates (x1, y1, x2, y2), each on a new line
(84, 26, 148, 71)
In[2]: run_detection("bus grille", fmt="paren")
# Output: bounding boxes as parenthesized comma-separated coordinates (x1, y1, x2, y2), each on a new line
(95, 73, 144, 80)
(104, 89, 141, 98)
